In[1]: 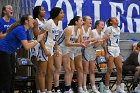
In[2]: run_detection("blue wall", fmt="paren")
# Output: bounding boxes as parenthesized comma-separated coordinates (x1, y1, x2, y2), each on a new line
(22, 0, 140, 33)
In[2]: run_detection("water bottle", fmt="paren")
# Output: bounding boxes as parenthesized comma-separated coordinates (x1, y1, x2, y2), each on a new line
(99, 81, 104, 93)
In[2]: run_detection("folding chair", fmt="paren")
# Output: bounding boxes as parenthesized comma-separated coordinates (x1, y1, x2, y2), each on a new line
(95, 51, 117, 90)
(14, 58, 36, 93)
(95, 55, 107, 86)
(122, 68, 135, 92)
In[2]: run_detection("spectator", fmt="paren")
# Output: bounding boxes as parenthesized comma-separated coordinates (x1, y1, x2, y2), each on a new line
(123, 42, 140, 93)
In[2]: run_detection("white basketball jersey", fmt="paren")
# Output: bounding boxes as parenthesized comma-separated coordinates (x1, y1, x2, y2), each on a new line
(82, 26, 91, 41)
(69, 26, 81, 43)
(36, 18, 47, 31)
(92, 29, 104, 50)
(43, 19, 63, 48)
(105, 26, 120, 47)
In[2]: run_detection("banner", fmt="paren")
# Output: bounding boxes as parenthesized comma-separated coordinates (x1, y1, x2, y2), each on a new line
(34, 0, 140, 33)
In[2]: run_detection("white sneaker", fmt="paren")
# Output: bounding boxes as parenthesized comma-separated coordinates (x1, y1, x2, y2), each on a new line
(115, 86, 126, 93)
(83, 89, 89, 93)
(64, 89, 73, 93)
(56, 89, 62, 93)
(104, 89, 112, 93)
(78, 90, 85, 93)
(92, 88, 100, 93)
(135, 86, 140, 93)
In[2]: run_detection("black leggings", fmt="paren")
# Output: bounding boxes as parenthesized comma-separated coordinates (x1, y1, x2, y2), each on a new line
(0, 51, 12, 93)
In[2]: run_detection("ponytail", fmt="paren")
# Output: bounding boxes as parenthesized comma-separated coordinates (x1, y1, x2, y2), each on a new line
(106, 18, 112, 27)
(6, 21, 21, 33)
(1, 6, 6, 17)
(6, 14, 29, 33)
(68, 16, 81, 26)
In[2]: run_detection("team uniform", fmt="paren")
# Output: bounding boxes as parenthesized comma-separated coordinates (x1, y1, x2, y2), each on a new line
(30, 18, 48, 61)
(59, 26, 81, 59)
(82, 27, 95, 61)
(57, 33, 70, 56)
(105, 26, 120, 57)
(58, 26, 73, 56)
(43, 19, 63, 56)
(0, 18, 16, 33)
(65, 26, 81, 60)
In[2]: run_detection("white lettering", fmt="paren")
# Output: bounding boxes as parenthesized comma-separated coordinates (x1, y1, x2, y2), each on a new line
(127, 4, 139, 33)
(34, 0, 51, 11)
(134, 19, 140, 33)
(56, 0, 74, 24)
(109, 2, 125, 32)
(92, 1, 101, 23)
(74, 0, 84, 16)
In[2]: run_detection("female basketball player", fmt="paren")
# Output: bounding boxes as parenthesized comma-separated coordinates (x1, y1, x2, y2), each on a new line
(32, 6, 48, 93)
(104, 17, 126, 93)
(43, 7, 64, 93)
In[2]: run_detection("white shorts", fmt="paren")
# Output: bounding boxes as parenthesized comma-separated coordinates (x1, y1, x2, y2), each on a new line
(46, 46, 54, 56)
(45, 41, 55, 56)
(30, 43, 39, 57)
(30, 43, 48, 61)
(58, 45, 70, 56)
(107, 46, 120, 57)
(69, 47, 82, 60)
(37, 46, 48, 61)
(82, 48, 96, 62)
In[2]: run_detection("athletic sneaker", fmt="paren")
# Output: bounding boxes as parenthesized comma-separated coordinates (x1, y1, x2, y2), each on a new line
(92, 88, 100, 93)
(64, 89, 73, 93)
(78, 91, 85, 93)
(78, 89, 85, 93)
(115, 86, 126, 93)
(55, 89, 62, 93)
(135, 85, 140, 93)
(104, 89, 112, 93)
(83, 89, 89, 93)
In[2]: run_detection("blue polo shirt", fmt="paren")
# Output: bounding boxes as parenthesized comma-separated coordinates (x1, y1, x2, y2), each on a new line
(0, 25, 31, 54)
(0, 18, 16, 33)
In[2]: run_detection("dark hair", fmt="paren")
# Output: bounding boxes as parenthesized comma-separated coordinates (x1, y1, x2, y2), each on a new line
(137, 42, 140, 48)
(106, 18, 112, 27)
(93, 20, 104, 29)
(7, 14, 29, 33)
(49, 7, 62, 19)
(33, 6, 42, 19)
(68, 16, 81, 26)
(1, 6, 6, 17)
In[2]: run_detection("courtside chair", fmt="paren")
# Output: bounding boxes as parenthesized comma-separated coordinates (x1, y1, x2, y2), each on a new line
(14, 58, 36, 93)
